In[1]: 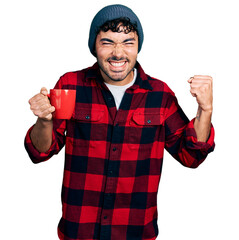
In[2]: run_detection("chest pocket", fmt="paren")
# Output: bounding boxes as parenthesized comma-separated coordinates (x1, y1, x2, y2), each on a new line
(68, 108, 106, 144)
(131, 112, 164, 126)
(72, 108, 105, 122)
(128, 111, 165, 149)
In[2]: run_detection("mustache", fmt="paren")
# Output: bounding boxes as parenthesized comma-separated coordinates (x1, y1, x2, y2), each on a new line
(107, 56, 129, 62)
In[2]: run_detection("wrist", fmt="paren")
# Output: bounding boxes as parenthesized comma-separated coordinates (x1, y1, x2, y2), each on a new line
(198, 105, 213, 114)
(36, 117, 53, 128)
(195, 106, 212, 123)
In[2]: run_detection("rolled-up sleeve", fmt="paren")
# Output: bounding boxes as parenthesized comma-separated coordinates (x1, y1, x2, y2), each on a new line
(24, 74, 70, 164)
(165, 94, 215, 168)
(24, 119, 66, 164)
(184, 118, 215, 153)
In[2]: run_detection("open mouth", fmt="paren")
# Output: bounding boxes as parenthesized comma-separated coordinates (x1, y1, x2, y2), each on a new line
(109, 61, 127, 67)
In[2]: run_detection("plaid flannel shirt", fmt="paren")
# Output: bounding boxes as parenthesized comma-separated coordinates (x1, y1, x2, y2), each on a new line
(25, 62, 215, 240)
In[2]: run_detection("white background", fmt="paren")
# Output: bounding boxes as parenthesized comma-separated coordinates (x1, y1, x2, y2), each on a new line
(1, 0, 238, 239)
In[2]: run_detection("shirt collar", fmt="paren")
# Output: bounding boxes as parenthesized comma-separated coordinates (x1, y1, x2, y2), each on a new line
(85, 61, 153, 91)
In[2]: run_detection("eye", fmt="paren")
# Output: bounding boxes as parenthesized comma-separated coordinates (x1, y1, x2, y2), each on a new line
(102, 42, 113, 45)
(124, 41, 135, 46)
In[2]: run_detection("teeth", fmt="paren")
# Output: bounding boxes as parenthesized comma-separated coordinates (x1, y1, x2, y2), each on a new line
(110, 62, 125, 67)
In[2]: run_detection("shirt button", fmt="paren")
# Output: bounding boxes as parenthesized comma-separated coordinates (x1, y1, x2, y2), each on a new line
(104, 216, 107, 219)
(85, 115, 90, 120)
(112, 147, 117, 151)
(109, 170, 113, 174)
(106, 193, 113, 197)
(147, 119, 151, 124)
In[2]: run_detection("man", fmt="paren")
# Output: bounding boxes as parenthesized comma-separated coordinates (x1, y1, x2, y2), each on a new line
(25, 4, 215, 240)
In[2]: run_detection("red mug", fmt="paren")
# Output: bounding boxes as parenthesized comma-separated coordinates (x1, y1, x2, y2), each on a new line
(48, 89, 76, 119)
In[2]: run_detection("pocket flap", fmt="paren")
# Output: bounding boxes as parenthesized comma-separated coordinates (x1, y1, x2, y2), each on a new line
(73, 108, 104, 122)
(132, 112, 164, 126)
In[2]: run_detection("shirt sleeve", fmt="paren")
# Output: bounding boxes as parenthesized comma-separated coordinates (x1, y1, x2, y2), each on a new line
(24, 73, 73, 163)
(164, 94, 215, 168)
(24, 119, 66, 163)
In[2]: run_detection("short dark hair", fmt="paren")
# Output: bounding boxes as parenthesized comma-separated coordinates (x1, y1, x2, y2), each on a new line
(98, 17, 138, 35)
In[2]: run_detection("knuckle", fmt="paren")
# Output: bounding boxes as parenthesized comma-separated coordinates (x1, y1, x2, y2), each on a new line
(44, 97, 50, 104)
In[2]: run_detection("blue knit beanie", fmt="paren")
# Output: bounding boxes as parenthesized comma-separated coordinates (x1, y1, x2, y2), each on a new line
(88, 4, 144, 56)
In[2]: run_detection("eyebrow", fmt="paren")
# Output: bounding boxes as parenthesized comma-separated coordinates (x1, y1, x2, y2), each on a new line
(100, 38, 114, 43)
(123, 38, 136, 43)
(100, 38, 136, 43)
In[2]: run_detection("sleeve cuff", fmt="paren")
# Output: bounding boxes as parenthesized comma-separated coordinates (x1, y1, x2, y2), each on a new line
(184, 118, 215, 154)
(24, 125, 58, 163)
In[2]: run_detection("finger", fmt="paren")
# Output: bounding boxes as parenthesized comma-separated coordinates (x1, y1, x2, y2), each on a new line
(190, 82, 213, 92)
(190, 87, 202, 98)
(191, 80, 212, 85)
(28, 93, 41, 105)
(30, 98, 52, 113)
(38, 101, 54, 114)
(189, 80, 212, 89)
(193, 75, 212, 79)
(30, 101, 52, 112)
(40, 87, 48, 96)
(187, 77, 194, 83)
(189, 82, 210, 88)
(41, 106, 55, 115)
(44, 113, 53, 121)
(190, 84, 209, 93)
(190, 77, 212, 82)
(41, 106, 55, 120)
(192, 77, 213, 84)
(29, 94, 50, 107)
(34, 105, 55, 119)
(190, 91, 197, 97)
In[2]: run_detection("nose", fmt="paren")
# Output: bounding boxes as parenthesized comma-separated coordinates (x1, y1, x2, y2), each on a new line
(112, 43, 124, 58)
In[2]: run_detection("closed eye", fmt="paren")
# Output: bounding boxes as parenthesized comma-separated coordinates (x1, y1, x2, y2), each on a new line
(102, 42, 113, 45)
(124, 38, 135, 43)
(99, 37, 136, 46)
(123, 38, 136, 45)
(100, 38, 114, 45)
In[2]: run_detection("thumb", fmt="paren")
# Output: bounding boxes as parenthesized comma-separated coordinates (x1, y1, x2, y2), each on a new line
(188, 76, 194, 83)
(40, 87, 48, 96)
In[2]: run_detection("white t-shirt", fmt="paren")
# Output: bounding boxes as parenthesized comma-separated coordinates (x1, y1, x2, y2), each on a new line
(104, 68, 137, 110)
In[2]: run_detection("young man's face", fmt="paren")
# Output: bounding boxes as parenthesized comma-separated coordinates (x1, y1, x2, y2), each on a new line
(95, 27, 138, 86)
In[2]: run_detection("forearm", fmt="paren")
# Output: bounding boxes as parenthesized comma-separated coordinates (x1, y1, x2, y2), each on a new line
(193, 106, 212, 142)
(30, 118, 53, 152)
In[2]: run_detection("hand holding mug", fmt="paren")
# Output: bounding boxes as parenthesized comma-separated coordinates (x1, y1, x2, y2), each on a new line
(29, 87, 55, 121)
(29, 87, 76, 120)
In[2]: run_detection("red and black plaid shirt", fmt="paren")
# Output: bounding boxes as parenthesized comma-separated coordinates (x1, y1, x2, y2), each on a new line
(25, 62, 215, 240)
